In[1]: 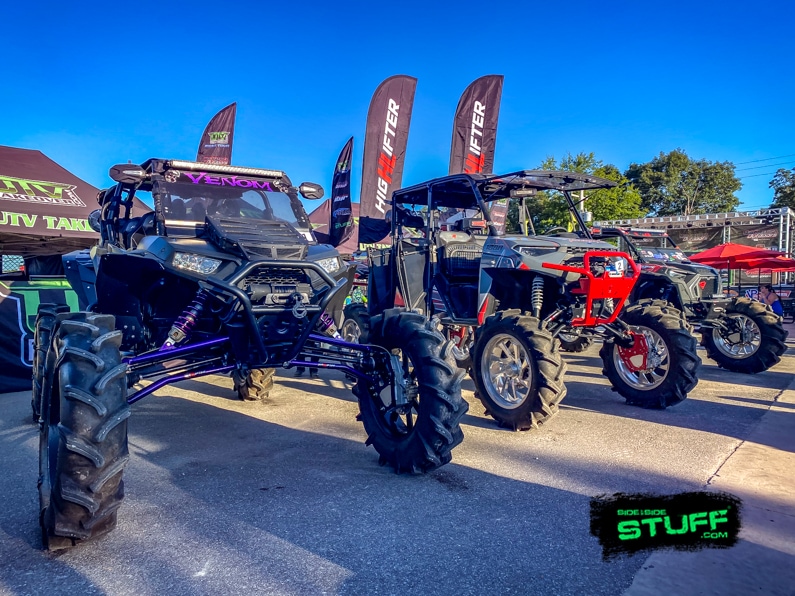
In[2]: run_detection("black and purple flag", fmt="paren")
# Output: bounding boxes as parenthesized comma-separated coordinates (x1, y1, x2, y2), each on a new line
(358, 75, 417, 246)
(448, 75, 503, 175)
(197, 103, 237, 165)
(329, 137, 354, 248)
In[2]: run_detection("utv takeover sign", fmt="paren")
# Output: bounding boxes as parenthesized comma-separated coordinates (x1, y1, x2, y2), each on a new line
(590, 492, 741, 560)
(0, 174, 91, 233)
(0, 174, 86, 207)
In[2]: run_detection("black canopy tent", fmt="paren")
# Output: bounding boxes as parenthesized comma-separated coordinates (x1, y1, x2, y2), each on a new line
(0, 145, 149, 392)
(0, 145, 149, 257)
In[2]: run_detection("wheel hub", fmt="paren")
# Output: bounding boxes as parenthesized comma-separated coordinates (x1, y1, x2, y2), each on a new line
(481, 333, 533, 410)
(612, 326, 671, 390)
(713, 314, 761, 359)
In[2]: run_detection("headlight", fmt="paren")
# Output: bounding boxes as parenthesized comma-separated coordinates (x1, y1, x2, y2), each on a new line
(173, 252, 222, 275)
(517, 246, 559, 257)
(317, 257, 340, 274)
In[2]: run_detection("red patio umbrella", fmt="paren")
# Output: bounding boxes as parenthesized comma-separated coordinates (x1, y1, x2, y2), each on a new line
(689, 243, 784, 268)
(739, 256, 795, 271)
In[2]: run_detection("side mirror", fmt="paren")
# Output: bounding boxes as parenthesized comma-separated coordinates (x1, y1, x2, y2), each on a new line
(88, 209, 102, 233)
(298, 182, 324, 200)
(109, 164, 147, 184)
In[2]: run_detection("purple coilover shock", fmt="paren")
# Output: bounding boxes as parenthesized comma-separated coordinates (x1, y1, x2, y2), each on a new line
(318, 312, 342, 339)
(162, 289, 211, 349)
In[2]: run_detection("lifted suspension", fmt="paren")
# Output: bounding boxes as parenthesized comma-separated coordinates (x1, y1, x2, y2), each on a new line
(162, 288, 211, 349)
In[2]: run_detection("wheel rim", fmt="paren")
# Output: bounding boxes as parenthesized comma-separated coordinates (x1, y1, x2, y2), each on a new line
(711, 314, 761, 359)
(376, 351, 420, 438)
(341, 319, 362, 343)
(480, 333, 533, 409)
(612, 326, 670, 390)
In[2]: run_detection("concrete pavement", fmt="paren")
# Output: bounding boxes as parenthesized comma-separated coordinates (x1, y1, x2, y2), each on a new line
(0, 327, 794, 595)
(624, 338, 795, 596)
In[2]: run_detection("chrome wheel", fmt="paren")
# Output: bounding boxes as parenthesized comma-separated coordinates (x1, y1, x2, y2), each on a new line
(480, 333, 533, 410)
(341, 318, 362, 343)
(711, 314, 761, 359)
(613, 326, 670, 391)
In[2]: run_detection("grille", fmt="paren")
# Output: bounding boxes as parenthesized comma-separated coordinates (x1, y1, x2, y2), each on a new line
(565, 246, 590, 255)
(242, 267, 309, 289)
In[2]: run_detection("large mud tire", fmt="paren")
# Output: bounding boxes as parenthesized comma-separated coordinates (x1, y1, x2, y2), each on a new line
(601, 301, 699, 409)
(31, 304, 71, 423)
(39, 313, 130, 550)
(471, 310, 567, 431)
(233, 368, 275, 401)
(341, 303, 370, 344)
(354, 310, 467, 473)
(700, 297, 788, 374)
(557, 326, 594, 353)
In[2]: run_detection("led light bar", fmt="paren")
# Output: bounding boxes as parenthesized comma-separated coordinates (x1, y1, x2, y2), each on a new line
(167, 160, 284, 179)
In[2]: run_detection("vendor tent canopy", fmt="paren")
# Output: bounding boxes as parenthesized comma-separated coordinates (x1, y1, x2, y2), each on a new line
(0, 145, 149, 256)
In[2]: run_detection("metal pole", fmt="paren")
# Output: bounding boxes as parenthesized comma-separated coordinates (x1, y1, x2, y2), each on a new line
(779, 208, 784, 253)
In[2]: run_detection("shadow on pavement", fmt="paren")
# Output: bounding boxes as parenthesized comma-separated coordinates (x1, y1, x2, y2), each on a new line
(1, 382, 793, 595)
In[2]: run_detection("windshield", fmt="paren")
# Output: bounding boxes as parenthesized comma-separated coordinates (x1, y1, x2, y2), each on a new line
(156, 176, 310, 230)
(637, 247, 689, 262)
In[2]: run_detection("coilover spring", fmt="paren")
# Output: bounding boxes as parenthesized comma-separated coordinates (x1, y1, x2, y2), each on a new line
(531, 276, 544, 319)
(162, 289, 211, 349)
(318, 312, 342, 339)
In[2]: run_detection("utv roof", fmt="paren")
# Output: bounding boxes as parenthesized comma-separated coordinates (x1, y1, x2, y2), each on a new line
(392, 170, 617, 208)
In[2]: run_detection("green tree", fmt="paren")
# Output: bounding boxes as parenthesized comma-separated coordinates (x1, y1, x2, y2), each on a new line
(770, 167, 795, 209)
(506, 152, 643, 233)
(624, 149, 741, 216)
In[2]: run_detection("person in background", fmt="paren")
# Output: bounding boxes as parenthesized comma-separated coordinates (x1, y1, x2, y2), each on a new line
(294, 357, 319, 379)
(759, 284, 784, 316)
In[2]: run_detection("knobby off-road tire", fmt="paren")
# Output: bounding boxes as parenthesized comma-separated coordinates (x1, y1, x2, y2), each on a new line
(556, 326, 594, 353)
(233, 368, 275, 401)
(354, 310, 467, 473)
(39, 313, 130, 550)
(31, 304, 71, 423)
(601, 301, 700, 409)
(341, 303, 370, 344)
(700, 297, 788, 374)
(471, 310, 567, 431)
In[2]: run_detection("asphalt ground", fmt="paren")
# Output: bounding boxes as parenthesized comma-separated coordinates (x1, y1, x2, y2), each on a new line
(1, 328, 794, 596)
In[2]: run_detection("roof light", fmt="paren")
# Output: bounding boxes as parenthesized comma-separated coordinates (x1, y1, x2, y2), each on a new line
(167, 160, 284, 179)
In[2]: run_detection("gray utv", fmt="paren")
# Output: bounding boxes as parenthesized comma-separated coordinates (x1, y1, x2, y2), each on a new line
(365, 170, 700, 431)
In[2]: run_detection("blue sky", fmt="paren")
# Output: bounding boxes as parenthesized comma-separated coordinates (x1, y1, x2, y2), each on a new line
(4, 1, 793, 213)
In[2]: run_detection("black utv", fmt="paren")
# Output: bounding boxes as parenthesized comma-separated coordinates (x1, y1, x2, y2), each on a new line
(365, 170, 700, 431)
(33, 158, 466, 550)
(586, 227, 788, 374)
